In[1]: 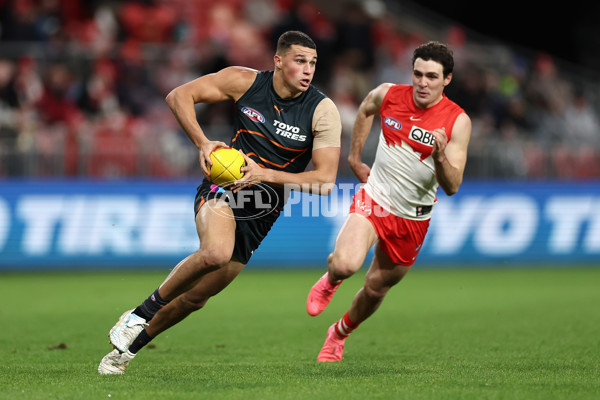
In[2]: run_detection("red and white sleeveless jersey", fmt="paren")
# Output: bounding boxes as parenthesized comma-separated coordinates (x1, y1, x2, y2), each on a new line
(364, 84, 465, 220)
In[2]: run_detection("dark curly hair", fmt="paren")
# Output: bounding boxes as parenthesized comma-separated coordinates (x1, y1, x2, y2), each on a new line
(412, 41, 454, 78)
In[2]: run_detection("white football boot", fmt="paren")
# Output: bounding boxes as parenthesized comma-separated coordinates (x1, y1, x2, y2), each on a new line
(109, 309, 148, 353)
(98, 349, 136, 375)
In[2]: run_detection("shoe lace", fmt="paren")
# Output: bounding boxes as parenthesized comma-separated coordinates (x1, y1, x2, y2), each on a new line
(321, 279, 340, 295)
(127, 314, 149, 327)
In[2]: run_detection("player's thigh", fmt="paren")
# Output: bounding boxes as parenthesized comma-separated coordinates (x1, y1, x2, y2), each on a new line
(195, 198, 236, 256)
(364, 242, 411, 293)
(331, 213, 378, 271)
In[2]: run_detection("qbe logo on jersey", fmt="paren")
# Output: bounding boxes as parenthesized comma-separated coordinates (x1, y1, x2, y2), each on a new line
(409, 126, 435, 146)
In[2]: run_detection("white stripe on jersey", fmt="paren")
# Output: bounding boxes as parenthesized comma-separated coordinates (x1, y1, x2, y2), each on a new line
(364, 131, 438, 220)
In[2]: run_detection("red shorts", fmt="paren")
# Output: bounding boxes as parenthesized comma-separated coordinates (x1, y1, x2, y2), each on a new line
(350, 188, 430, 266)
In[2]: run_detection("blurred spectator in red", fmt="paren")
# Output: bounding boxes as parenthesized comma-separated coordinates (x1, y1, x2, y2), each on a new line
(13, 56, 43, 108)
(0, 58, 18, 108)
(115, 40, 156, 116)
(119, 0, 176, 43)
(526, 53, 571, 114)
(87, 109, 139, 177)
(78, 58, 119, 115)
(0, 0, 39, 41)
(37, 62, 81, 125)
(36, 62, 83, 175)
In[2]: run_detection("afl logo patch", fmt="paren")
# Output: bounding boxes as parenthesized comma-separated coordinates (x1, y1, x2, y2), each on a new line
(384, 117, 401, 130)
(242, 107, 265, 123)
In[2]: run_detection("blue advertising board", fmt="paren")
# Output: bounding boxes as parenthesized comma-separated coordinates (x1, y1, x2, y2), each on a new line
(0, 179, 599, 270)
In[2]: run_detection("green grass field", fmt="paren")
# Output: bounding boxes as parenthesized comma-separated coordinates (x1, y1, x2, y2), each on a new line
(1, 266, 599, 399)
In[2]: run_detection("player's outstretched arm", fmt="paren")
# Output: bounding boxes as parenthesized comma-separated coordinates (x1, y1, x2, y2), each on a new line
(165, 66, 257, 176)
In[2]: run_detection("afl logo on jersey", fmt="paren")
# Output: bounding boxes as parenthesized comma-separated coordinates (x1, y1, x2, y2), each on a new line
(242, 107, 265, 123)
(384, 117, 401, 130)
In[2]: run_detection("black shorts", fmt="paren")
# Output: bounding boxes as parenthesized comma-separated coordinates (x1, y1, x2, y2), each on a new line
(193, 179, 281, 264)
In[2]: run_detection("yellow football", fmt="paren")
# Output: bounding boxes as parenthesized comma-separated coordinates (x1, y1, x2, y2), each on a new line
(209, 148, 246, 186)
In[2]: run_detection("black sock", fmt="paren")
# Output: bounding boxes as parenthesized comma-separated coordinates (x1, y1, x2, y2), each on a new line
(133, 288, 169, 321)
(128, 329, 153, 354)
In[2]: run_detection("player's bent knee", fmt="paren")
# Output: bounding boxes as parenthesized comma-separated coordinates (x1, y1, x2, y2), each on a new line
(328, 251, 361, 279)
(197, 247, 231, 270)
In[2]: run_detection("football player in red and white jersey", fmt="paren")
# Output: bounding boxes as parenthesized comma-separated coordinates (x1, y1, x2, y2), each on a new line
(307, 41, 472, 362)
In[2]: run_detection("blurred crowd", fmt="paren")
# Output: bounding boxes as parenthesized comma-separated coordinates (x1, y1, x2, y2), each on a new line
(0, 0, 599, 179)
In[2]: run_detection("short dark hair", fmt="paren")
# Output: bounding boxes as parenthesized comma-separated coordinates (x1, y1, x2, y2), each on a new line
(276, 31, 316, 55)
(412, 41, 454, 78)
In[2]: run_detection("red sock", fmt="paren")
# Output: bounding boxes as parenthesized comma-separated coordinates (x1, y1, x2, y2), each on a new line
(334, 312, 359, 338)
